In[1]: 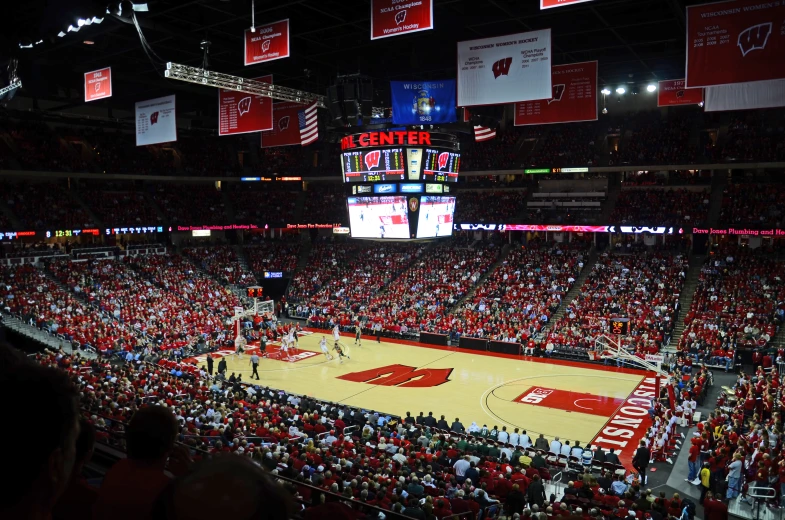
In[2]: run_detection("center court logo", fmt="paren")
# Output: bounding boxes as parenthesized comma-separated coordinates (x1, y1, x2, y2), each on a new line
(492, 58, 513, 79)
(338, 364, 452, 388)
(548, 84, 565, 105)
(238, 97, 252, 116)
(738, 22, 772, 57)
(364, 150, 382, 169)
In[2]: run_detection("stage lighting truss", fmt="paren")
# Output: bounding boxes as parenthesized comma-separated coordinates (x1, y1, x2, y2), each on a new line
(0, 80, 22, 99)
(164, 62, 325, 108)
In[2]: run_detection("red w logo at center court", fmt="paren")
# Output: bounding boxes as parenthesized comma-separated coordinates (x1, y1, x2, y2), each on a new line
(492, 58, 512, 79)
(338, 364, 453, 388)
(437, 152, 449, 170)
(150, 111, 159, 125)
(364, 150, 381, 170)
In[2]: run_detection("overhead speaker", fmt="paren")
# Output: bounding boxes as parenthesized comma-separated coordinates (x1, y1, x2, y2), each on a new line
(327, 85, 345, 123)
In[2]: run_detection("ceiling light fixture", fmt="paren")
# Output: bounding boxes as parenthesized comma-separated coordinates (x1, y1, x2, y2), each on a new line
(646, 84, 656, 92)
(601, 88, 611, 96)
(83, 40, 95, 45)
(616, 87, 626, 95)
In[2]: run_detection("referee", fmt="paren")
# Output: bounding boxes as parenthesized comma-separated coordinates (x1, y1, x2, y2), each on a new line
(249, 352, 260, 380)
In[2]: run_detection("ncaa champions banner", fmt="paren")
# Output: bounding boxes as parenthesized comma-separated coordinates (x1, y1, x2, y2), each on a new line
(84, 67, 112, 102)
(244, 19, 290, 65)
(457, 29, 552, 106)
(371, 0, 433, 40)
(540, 0, 594, 8)
(657, 79, 704, 107)
(135, 95, 177, 147)
(686, 0, 785, 87)
(390, 80, 457, 125)
(514, 61, 597, 126)
(218, 75, 273, 136)
(261, 102, 304, 148)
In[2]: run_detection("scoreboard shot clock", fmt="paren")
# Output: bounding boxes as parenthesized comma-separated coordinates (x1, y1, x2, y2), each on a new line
(610, 318, 630, 335)
(246, 286, 263, 298)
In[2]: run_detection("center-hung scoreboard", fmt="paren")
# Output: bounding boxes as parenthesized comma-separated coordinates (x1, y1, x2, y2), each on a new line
(339, 130, 460, 240)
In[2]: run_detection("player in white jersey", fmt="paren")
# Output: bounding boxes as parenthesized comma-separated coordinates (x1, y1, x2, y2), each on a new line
(333, 325, 341, 343)
(320, 336, 333, 360)
(280, 333, 290, 359)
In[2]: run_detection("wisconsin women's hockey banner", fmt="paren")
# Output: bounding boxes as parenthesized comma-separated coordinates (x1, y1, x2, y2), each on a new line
(457, 29, 552, 106)
(390, 80, 457, 125)
(261, 102, 304, 148)
(513, 61, 597, 126)
(657, 79, 704, 107)
(218, 75, 273, 136)
(135, 95, 177, 147)
(244, 19, 290, 65)
(371, 0, 433, 40)
(705, 79, 785, 111)
(686, 0, 785, 87)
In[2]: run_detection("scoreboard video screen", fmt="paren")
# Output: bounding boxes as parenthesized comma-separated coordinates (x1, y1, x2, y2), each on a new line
(423, 149, 460, 183)
(347, 196, 410, 239)
(416, 196, 456, 238)
(341, 148, 405, 182)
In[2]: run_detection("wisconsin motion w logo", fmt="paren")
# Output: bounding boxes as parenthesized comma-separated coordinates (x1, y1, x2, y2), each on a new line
(395, 10, 407, 25)
(437, 152, 449, 170)
(150, 112, 159, 125)
(492, 57, 512, 79)
(738, 22, 772, 57)
(548, 84, 566, 105)
(364, 150, 381, 169)
(278, 116, 290, 131)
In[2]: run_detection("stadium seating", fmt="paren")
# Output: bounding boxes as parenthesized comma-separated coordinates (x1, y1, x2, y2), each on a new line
(453, 190, 527, 222)
(79, 183, 161, 226)
(150, 183, 228, 225)
(182, 245, 257, 286)
(719, 183, 785, 228)
(610, 188, 710, 226)
(243, 236, 301, 273)
(1, 180, 96, 229)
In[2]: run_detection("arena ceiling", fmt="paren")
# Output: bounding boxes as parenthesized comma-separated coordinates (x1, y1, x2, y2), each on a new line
(4, 0, 706, 115)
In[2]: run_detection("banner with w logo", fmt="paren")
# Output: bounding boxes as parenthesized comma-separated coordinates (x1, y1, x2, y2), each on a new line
(513, 61, 597, 126)
(686, 0, 785, 87)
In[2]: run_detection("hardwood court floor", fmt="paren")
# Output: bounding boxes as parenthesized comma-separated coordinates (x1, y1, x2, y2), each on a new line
(191, 330, 648, 451)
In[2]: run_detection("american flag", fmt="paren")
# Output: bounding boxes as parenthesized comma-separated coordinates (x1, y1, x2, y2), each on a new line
(298, 101, 319, 146)
(473, 125, 496, 142)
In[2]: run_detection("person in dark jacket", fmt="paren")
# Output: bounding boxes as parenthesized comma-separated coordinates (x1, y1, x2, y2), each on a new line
(205, 353, 214, 376)
(527, 474, 546, 507)
(217, 356, 227, 375)
(605, 448, 621, 465)
(633, 440, 651, 484)
(506, 484, 526, 517)
(450, 418, 465, 434)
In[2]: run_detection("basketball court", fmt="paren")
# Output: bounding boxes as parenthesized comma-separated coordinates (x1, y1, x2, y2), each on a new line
(187, 329, 657, 467)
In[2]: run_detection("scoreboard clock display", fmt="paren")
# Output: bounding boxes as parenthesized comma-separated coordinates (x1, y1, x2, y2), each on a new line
(610, 318, 629, 335)
(341, 148, 405, 182)
(246, 287, 264, 298)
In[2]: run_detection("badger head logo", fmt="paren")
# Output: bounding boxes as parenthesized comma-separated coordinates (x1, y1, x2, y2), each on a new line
(364, 150, 381, 170)
(547, 84, 565, 105)
(262, 39, 271, 52)
(278, 116, 290, 131)
(437, 152, 449, 170)
(238, 97, 252, 117)
(492, 58, 512, 79)
(737, 23, 772, 57)
(395, 10, 407, 25)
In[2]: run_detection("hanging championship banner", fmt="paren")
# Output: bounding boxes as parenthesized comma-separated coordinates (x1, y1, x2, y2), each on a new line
(244, 19, 290, 65)
(261, 102, 305, 148)
(540, 0, 594, 8)
(514, 61, 597, 125)
(657, 79, 704, 107)
(371, 0, 433, 40)
(390, 80, 457, 125)
(135, 95, 177, 147)
(686, 0, 785, 87)
(218, 75, 273, 136)
(457, 29, 552, 106)
(84, 67, 112, 102)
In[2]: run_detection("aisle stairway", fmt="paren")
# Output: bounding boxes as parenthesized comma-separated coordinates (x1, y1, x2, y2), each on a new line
(664, 253, 706, 353)
(541, 248, 599, 336)
(448, 242, 513, 312)
(0, 314, 79, 354)
(69, 187, 104, 229)
(706, 171, 728, 226)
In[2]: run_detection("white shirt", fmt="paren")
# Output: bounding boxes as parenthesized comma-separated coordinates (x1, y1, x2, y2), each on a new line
(519, 434, 531, 448)
(550, 439, 562, 454)
(453, 459, 471, 476)
(509, 433, 520, 446)
(570, 446, 583, 459)
(498, 431, 509, 443)
(560, 444, 571, 457)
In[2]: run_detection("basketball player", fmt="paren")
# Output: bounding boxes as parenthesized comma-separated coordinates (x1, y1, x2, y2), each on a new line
(234, 335, 245, 359)
(354, 323, 362, 346)
(333, 324, 341, 344)
(320, 336, 333, 360)
(259, 334, 267, 358)
(280, 333, 290, 360)
(334, 342, 349, 364)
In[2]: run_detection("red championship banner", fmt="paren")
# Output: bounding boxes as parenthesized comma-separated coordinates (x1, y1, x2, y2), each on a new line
(686, 0, 785, 87)
(244, 19, 290, 66)
(84, 67, 112, 102)
(218, 75, 273, 136)
(657, 79, 704, 107)
(261, 102, 304, 148)
(540, 0, 594, 9)
(514, 61, 597, 126)
(371, 0, 433, 40)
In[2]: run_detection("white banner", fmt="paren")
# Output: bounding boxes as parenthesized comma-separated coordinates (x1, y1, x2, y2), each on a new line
(135, 95, 177, 146)
(705, 79, 785, 112)
(457, 29, 552, 107)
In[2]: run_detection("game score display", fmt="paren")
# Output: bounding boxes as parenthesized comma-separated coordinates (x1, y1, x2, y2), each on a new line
(341, 148, 405, 182)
